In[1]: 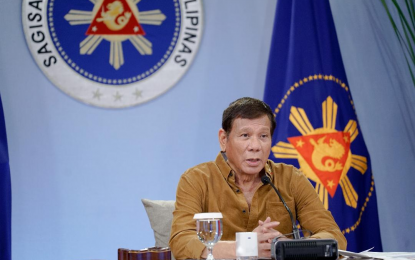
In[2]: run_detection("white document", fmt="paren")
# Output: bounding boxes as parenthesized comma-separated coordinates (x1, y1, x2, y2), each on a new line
(339, 250, 415, 260)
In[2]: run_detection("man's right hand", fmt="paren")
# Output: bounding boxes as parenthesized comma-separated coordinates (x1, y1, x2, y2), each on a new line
(253, 217, 282, 258)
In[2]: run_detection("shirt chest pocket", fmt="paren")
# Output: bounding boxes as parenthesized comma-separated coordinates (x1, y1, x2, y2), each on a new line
(265, 200, 296, 235)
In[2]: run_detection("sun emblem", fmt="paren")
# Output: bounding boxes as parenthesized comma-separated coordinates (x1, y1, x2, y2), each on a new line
(64, 0, 166, 70)
(23, 0, 203, 108)
(272, 96, 368, 209)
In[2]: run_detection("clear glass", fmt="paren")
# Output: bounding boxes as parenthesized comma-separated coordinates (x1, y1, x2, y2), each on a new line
(196, 218, 223, 260)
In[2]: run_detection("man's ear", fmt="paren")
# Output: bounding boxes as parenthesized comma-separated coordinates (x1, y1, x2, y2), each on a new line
(218, 128, 227, 152)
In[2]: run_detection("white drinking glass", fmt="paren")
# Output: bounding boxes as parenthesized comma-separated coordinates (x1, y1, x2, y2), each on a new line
(194, 213, 223, 260)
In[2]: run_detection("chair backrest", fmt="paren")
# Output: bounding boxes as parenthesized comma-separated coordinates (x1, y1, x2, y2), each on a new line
(141, 199, 176, 248)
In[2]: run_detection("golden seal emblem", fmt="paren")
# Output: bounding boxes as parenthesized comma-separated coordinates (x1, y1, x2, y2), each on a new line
(272, 96, 367, 209)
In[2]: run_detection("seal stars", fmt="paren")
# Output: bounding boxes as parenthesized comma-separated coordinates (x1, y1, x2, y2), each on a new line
(113, 91, 123, 101)
(133, 89, 142, 99)
(93, 89, 103, 100)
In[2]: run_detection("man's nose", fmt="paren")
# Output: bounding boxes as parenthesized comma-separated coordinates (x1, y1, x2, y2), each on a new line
(248, 137, 261, 151)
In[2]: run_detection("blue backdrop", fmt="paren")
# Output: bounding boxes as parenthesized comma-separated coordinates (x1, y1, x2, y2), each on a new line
(0, 1, 414, 259)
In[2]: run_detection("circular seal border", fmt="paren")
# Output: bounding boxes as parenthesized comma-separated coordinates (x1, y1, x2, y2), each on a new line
(22, 0, 204, 108)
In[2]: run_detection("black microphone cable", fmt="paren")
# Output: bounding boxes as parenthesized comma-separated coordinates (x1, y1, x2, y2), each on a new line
(261, 175, 301, 240)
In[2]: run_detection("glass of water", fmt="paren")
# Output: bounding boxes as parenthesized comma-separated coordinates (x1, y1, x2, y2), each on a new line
(194, 213, 223, 260)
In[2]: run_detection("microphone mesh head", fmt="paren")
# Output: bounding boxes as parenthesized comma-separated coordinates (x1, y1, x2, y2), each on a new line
(261, 175, 270, 185)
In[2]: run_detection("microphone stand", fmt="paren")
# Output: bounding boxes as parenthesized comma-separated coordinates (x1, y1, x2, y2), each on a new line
(261, 175, 301, 240)
(261, 176, 339, 260)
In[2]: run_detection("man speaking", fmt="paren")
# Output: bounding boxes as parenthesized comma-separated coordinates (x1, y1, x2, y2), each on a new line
(169, 97, 346, 259)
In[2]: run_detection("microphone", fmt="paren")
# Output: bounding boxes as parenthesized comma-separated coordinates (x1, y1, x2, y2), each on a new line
(261, 175, 301, 240)
(261, 175, 339, 260)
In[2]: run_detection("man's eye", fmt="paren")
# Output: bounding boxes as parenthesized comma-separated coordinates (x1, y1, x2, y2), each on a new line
(241, 134, 249, 137)
(261, 134, 269, 138)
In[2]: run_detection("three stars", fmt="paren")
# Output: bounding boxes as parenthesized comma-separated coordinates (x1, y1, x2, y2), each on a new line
(92, 88, 143, 101)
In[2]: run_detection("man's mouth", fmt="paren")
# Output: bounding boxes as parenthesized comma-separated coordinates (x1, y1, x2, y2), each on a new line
(246, 158, 261, 165)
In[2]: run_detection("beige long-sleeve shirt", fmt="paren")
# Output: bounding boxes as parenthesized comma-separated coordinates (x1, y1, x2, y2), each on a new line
(169, 152, 346, 259)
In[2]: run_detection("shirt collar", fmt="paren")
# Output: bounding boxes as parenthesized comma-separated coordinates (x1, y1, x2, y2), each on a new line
(264, 161, 274, 182)
(216, 152, 233, 181)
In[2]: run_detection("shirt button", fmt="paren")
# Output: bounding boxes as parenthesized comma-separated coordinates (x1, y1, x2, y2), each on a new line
(242, 209, 246, 213)
(229, 173, 233, 177)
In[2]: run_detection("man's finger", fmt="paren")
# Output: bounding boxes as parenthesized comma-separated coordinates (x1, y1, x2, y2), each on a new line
(261, 221, 280, 229)
(258, 231, 282, 243)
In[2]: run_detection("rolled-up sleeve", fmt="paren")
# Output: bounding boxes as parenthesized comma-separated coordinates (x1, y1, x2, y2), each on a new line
(169, 170, 206, 259)
(293, 168, 347, 250)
